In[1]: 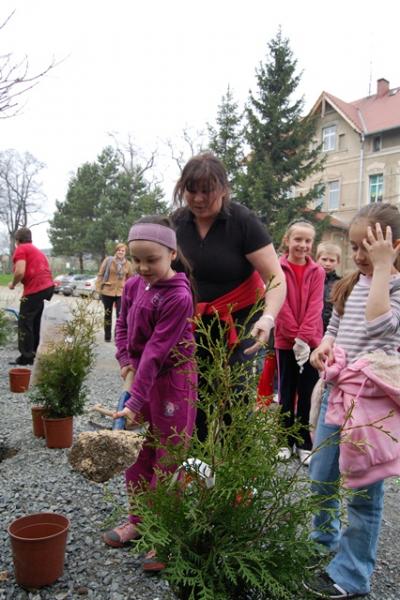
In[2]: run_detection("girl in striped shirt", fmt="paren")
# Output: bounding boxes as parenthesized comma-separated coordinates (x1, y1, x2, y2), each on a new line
(305, 202, 400, 599)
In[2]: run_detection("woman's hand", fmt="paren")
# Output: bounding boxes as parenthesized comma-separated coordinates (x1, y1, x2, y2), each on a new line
(363, 223, 400, 270)
(310, 338, 334, 371)
(244, 314, 274, 355)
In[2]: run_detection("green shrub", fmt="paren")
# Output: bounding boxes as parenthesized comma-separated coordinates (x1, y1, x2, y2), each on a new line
(0, 309, 12, 346)
(124, 310, 343, 600)
(30, 300, 99, 417)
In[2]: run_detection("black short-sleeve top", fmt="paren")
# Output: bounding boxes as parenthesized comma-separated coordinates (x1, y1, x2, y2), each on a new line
(173, 202, 272, 303)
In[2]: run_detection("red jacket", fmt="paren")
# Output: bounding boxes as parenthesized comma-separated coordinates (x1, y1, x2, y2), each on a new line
(275, 255, 325, 350)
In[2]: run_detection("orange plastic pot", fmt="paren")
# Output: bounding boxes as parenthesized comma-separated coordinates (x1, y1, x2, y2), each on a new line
(8, 512, 70, 588)
(9, 368, 31, 393)
(31, 406, 47, 438)
(43, 416, 73, 448)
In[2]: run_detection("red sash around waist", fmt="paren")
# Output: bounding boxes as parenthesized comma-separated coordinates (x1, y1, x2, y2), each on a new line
(196, 271, 265, 346)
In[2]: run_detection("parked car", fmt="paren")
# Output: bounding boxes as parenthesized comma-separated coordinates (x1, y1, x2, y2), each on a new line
(53, 274, 73, 294)
(73, 277, 100, 299)
(58, 274, 87, 296)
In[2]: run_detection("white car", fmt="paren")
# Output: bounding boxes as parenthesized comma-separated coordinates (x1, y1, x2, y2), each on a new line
(73, 277, 100, 299)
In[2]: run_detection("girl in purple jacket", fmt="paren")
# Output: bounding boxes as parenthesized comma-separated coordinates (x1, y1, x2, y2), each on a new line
(274, 219, 325, 465)
(103, 216, 197, 556)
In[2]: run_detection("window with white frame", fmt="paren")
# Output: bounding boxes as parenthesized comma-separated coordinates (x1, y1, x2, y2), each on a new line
(369, 174, 383, 202)
(328, 180, 340, 210)
(314, 183, 325, 209)
(322, 125, 336, 151)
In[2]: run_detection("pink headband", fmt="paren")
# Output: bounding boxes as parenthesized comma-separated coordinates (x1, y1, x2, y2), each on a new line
(128, 223, 177, 251)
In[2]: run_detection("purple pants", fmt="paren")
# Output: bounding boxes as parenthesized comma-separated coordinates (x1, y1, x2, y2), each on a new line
(125, 363, 197, 524)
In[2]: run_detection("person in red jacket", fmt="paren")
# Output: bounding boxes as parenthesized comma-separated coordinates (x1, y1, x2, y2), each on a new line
(274, 219, 325, 465)
(8, 227, 54, 365)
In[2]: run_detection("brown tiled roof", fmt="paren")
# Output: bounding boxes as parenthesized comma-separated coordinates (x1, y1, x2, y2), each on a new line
(311, 82, 400, 135)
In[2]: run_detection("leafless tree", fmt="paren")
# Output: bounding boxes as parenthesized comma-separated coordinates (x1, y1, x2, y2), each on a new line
(0, 11, 57, 118)
(0, 149, 46, 258)
(165, 126, 208, 173)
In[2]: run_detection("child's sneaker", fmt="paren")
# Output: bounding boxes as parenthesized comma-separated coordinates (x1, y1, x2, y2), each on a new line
(303, 571, 366, 598)
(102, 521, 140, 547)
(142, 549, 166, 572)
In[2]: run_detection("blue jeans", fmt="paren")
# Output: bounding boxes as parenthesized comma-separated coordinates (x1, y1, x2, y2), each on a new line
(309, 388, 384, 595)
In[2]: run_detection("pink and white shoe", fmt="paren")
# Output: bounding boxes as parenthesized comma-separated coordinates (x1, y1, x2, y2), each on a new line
(103, 521, 140, 547)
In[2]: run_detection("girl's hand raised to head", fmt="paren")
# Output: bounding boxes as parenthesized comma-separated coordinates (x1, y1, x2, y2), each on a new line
(363, 223, 400, 270)
(310, 338, 335, 371)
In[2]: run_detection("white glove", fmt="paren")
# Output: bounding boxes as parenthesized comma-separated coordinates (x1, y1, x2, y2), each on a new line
(250, 314, 274, 343)
(293, 337, 310, 373)
(245, 314, 275, 355)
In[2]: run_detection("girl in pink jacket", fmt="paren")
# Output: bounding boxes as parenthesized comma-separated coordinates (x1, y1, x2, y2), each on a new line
(275, 219, 325, 464)
(306, 203, 400, 599)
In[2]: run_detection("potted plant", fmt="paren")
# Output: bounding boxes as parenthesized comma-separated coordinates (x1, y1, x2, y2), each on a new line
(32, 300, 98, 448)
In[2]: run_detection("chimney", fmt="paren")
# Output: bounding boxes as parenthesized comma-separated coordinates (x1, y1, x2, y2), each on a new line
(377, 78, 389, 97)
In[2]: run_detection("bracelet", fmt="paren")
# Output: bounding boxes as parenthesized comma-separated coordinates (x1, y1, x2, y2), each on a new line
(262, 313, 275, 325)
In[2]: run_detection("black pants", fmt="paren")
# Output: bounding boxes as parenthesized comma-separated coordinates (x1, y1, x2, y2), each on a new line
(18, 286, 54, 361)
(101, 294, 121, 341)
(276, 348, 319, 451)
(195, 312, 257, 443)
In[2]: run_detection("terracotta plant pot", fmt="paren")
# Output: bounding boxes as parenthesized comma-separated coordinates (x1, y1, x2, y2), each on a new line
(8, 512, 70, 588)
(31, 406, 47, 438)
(9, 368, 31, 393)
(43, 416, 73, 448)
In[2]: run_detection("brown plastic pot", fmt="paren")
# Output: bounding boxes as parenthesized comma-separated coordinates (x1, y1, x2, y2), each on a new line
(31, 406, 47, 438)
(9, 368, 31, 393)
(8, 512, 70, 588)
(43, 416, 73, 448)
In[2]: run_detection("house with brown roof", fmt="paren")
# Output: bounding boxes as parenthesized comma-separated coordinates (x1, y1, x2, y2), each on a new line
(298, 78, 400, 272)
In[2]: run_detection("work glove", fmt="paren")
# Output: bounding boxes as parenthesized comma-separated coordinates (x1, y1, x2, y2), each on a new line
(245, 314, 275, 355)
(293, 337, 310, 373)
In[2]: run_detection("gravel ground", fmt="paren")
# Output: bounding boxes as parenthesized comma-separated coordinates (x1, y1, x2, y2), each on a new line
(1, 297, 400, 600)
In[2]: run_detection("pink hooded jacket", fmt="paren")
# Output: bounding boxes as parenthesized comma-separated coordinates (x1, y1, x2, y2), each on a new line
(324, 345, 400, 488)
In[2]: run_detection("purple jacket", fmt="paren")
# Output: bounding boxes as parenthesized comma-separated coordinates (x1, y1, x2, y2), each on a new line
(115, 273, 195, 412)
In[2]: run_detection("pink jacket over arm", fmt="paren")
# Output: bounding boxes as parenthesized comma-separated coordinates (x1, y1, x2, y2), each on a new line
(323, 345, 400, 488)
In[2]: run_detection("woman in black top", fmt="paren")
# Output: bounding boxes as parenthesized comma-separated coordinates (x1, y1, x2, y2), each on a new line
(173, 153, 286, 440)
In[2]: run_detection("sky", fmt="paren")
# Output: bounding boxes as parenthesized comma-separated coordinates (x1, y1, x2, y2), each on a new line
(1, 0, 399, 249)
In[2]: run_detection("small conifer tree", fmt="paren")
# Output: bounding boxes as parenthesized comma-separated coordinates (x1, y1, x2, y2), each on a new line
(124, 309, 343, 599)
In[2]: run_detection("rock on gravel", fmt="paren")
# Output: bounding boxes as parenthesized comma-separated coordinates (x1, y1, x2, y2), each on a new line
(69, 431, 143, 483)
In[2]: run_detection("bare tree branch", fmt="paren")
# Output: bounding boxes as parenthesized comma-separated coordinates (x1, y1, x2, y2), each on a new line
(0, 11, 59, 118)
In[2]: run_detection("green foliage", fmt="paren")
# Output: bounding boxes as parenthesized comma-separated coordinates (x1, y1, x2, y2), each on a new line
(240, 29, 326, 245)
(0, 308, 12, 346)
(208, 85, 245, 200)
(30, 300, 98, 417)
(49, 145, 168, 263)
(124, 309, 341, 599)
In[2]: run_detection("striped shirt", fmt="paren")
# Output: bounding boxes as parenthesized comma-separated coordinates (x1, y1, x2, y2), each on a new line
(325, 274, 400, 363)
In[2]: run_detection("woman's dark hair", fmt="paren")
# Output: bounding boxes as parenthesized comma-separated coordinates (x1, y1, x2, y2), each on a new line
(173, 152, 230, 207)
(132, 215, 197, 309)
(15, 227, 32, 244)
(332, 202, 400, 316)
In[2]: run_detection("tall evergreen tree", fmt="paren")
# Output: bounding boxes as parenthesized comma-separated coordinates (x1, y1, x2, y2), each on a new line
(208, 85, 245, 199)
(49, 146, 167, 267)
(241, 29, 325, 244)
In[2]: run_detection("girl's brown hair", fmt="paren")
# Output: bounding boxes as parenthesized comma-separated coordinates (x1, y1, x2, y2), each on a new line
(173, 153, 230, 206)
(332, 202, 400, 316)
(132, 215, 197, 310)
(278, 218, 316, 254)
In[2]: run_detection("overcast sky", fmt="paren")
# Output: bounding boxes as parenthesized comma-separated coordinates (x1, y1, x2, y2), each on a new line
(1, 0, 399, 248)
